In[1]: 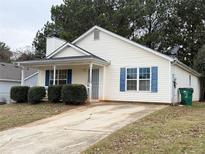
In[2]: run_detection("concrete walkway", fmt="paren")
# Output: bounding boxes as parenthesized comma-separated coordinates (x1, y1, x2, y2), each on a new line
(0, 102, 166, 154)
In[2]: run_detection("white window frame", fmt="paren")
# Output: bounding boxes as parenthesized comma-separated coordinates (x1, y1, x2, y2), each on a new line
(49, 70, 67, 85)
(125, 67, 151, 92)
(126, 68, 138, 91)
(138, 67, 151, 92)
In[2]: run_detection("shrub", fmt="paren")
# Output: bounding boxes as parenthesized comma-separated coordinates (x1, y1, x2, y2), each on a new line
(48, 85, 62, 102)
(28, 86, 46, 104)
(10, 86, 29, 103)
(62, 84, 88, 105)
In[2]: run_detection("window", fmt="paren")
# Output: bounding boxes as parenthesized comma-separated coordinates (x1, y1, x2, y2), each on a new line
(126, 68, 137, 90)
(126, 67, 151, 91)
(139, 67, 151, 91)
(94, 30, 100, 40)
(49, 70, 67, 85)
(189, 75, 191, 86)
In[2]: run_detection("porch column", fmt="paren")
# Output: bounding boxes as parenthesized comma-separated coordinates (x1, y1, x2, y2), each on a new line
(53, 65, 56, 85)
(89, 63, 93, 101)
(21, 67, 25, 86)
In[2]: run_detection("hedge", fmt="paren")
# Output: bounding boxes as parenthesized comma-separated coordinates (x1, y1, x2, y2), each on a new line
(62, 84, 87, 105)
(10, 86, 29, 103)
(28, 86, 46, 104)
(48, 85, 62, 102)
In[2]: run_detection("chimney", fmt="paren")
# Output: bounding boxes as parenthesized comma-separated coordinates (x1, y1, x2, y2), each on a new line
(46, 37, 66, 57)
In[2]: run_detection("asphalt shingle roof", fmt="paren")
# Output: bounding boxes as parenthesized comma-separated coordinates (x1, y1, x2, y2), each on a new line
(0, 62, 37, 81)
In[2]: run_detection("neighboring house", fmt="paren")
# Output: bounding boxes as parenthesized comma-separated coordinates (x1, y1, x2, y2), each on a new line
(17, 26, 201, 104)
(0, 63, 38, 103)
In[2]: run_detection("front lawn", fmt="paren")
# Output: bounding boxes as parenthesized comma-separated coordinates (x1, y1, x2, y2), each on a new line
(84, 103, 205, 154)
(0, 102, 77, 131)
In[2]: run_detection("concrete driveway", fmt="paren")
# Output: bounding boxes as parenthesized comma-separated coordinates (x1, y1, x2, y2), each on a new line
(0, 102, 166, 154)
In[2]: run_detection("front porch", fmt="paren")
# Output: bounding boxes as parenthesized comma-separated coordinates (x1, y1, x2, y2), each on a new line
(17, 56, 110, 102)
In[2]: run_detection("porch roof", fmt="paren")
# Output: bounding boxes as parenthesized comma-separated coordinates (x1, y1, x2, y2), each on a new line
(16, 55, 110, 68)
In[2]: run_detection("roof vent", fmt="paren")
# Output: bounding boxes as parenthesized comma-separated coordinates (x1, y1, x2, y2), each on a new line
(94, 29, 100, 40)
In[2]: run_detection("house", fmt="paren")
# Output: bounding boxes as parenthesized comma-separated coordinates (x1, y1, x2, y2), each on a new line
(16, 26, 201, 104)
(0, 63, 38, 103)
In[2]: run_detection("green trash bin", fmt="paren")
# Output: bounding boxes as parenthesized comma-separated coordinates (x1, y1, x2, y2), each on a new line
(179, 88, 193, 105)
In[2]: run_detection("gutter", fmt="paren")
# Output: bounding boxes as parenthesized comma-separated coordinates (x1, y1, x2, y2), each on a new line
(15, 56, 110, 66)
(0, 79, 21, 82)
(171, 59, 201, 77)
(15, 56, 94, 64)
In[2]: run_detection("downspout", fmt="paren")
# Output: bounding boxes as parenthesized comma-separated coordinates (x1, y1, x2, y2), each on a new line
(171, 59, 178, 105)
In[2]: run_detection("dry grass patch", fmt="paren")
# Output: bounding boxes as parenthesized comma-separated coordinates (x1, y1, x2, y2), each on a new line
(0, 102, 77, 131)
(83, 103, 205, 154)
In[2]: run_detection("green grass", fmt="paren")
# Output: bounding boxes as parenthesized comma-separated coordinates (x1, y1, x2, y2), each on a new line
(83, 103, 205, 154)
(0, 102, 76, 131)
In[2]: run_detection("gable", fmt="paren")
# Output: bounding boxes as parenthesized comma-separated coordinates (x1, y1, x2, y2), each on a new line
(47, 26, 172, 62)
(47, 41, 92, 59)
(74, 29, 170, 64)
(73, 26, 200, 77)
(53, 46, 86, 58)
(73, 26, 172, 62)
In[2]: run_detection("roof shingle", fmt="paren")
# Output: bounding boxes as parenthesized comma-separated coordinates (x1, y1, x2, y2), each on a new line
(0, 62, 37, 81)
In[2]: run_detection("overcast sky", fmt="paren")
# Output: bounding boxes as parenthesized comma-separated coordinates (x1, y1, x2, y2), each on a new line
(0, 0, 63, 51)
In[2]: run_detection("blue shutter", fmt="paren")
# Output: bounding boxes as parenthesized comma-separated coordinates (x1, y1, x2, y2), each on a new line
(151, 67, 158, 92)
(67, 69, 72, 84)
(45, 70, 50, 86)
(120, 68, 126, 92)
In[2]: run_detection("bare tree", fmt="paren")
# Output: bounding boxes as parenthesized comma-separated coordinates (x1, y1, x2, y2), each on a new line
(13, 46, 35, 61)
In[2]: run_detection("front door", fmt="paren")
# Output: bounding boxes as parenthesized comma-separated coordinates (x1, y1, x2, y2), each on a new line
(88, 69, 99, 100)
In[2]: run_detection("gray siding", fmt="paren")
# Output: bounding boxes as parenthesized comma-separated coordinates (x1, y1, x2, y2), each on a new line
(0, 81, 20, 103)
(24, 74, 38, 87)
